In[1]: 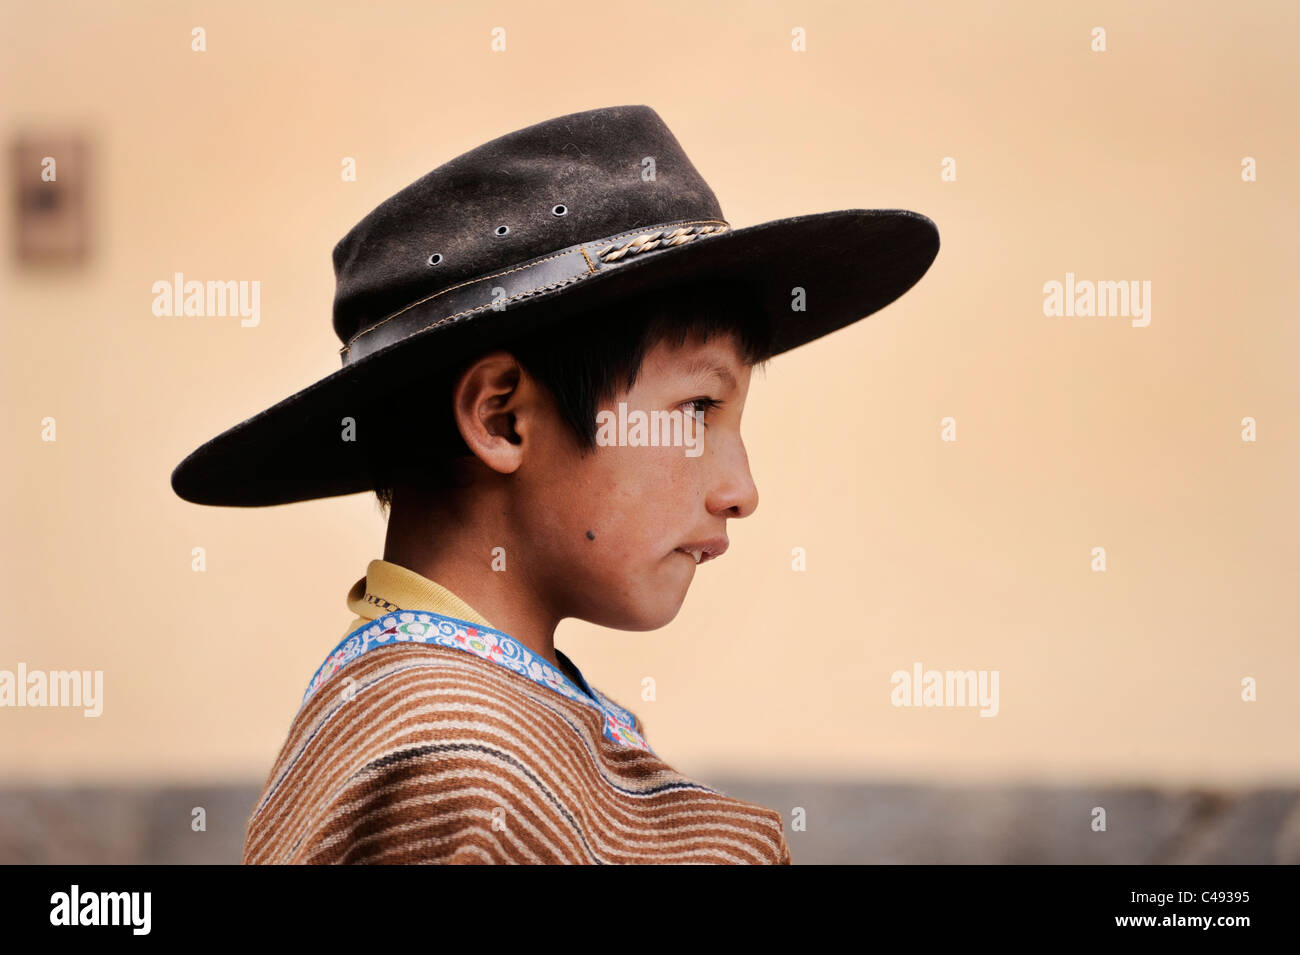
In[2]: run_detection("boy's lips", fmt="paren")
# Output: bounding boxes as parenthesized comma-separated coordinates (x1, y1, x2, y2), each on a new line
(673, 537, 729, 565)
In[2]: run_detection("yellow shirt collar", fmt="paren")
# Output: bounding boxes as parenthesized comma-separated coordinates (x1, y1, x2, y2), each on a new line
(344, 559, 492, 637)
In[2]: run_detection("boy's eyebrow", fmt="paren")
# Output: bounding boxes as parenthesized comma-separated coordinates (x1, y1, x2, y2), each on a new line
(680, 356, 738, 392)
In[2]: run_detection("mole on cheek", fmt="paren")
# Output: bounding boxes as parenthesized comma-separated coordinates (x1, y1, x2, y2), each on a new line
(586, 530, 596, 541)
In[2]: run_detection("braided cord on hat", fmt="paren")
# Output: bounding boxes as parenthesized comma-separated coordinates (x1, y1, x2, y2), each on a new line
(597, 223, 729, 262)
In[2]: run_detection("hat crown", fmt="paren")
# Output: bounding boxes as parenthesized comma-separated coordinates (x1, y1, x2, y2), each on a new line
(330, 105, 724, 346)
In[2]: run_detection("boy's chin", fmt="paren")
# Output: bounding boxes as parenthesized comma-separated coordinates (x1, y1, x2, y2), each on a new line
(581, 591, 687, 632)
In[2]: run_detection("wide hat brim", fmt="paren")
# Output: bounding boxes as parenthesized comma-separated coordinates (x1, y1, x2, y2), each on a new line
(171, 207, 939, 506)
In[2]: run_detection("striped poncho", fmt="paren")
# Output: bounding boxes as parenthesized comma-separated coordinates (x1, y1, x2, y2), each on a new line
(242, 564, 791, 864)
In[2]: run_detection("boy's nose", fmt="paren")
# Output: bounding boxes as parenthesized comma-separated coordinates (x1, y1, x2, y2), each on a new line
(708, 439, 759, 519)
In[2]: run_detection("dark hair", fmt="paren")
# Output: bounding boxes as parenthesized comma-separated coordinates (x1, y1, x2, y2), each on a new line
(366, 279, 776, 516)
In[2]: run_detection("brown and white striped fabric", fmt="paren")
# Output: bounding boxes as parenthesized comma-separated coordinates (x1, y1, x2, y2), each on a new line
(243, 641, 792, 864)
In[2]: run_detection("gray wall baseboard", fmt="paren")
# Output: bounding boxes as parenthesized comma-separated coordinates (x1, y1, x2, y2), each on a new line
(3, 781, 1297, 864)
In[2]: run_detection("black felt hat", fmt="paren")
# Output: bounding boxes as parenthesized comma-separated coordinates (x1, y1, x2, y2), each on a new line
(171, 104, 940, 506)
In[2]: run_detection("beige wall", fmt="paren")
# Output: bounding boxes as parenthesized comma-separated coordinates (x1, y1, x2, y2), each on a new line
(2, 0, 1296, 787)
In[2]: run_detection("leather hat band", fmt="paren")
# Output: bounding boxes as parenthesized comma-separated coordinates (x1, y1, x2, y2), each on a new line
(339, 218, 730, 365)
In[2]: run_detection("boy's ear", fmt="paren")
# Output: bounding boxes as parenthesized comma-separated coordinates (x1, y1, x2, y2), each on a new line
(451, 350, 534, 476)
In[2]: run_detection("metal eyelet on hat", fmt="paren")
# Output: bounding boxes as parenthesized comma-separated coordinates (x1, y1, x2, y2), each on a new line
(552, 204, 568, 217)
(427, 253, 443, 266)
(494, 225, 510, 237)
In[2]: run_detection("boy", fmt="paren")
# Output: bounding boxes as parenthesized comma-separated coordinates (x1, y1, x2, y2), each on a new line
(171, 104, 939, 864)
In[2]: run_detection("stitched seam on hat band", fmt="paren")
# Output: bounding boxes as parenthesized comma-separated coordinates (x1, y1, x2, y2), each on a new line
(340, 218, 729, 358)
(374, 272, 595, 352)
(350, 249, 591, 348)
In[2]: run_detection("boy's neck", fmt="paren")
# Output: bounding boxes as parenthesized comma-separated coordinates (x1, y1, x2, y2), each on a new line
(382, 494, 565, 672)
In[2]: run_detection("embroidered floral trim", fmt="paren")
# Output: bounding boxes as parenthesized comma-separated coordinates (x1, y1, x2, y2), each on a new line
(302, 610, 651, 752)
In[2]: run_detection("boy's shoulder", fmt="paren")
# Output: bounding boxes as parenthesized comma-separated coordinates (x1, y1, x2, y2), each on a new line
(244, 641, 589, 863)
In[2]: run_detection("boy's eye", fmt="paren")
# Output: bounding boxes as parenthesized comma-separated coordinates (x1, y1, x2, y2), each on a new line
(682, 397, 723, 423)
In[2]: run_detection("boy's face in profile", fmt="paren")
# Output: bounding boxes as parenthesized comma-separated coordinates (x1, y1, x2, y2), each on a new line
(509, 329, 758, 632)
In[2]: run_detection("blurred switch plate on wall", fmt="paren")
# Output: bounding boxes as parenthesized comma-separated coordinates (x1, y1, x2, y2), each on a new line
(12, 134, 92, 264)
